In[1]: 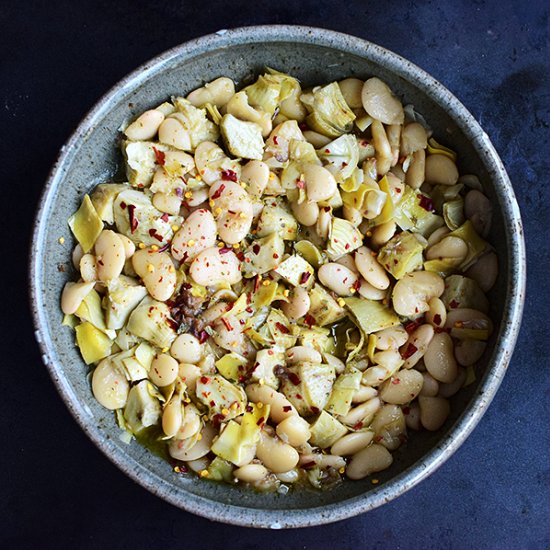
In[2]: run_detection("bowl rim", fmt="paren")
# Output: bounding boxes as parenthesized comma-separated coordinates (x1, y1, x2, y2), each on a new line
(30, 24, 526, 528)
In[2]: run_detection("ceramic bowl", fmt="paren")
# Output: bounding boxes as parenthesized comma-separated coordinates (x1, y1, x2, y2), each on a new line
(30, 25, 525, 528)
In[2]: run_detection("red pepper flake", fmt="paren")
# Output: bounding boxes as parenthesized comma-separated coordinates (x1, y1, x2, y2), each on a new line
(418, 194, 435, 212)
(209, 400, 216, 407)
(299, 271, 311, 285)
(433, 313, 442, 326)
(352, 279, 361, 292)
(256, 416, 265, 426)
(374, 435, 384, 443)
(219, 247, 232, 254)
(324, 148, 330, 153)
(120, 201, 127, 210)
(236, 251, 245, 261)
(166, 317, 178, 331)
(401, 343, 418, 359)
(404, 318, 423, 334)
(160, 213, 169, 223)
(211, 413, 225, 429)
(253, 275, 261, 293)
(302, 460, 316, 470)
(158, 242, 170, 253)
(288, 372, 301, 386)
(395, 187, 402, 194)
(449, 299, 460, 309)
(252, 244, 261, 255)
(221, 169, 238, 182)
(221, 317, 233, 331)
(245, 307, 253, 314)
(246, 293, 252, 305)
(391, 378, 401, 385)
(310, 406, 320, 414)
(352, 421, 363, 430)
(211, 184, 226, 200)
(295, 393, 303, 400)
(200, 376, 210, 384)
(198, 331, 209, 344)
(282, 406, 292, 412)
(152, 147, 165, 166)
(175, 464, 188, 473)
(304, 314, 316, 328)
(435, 326, 452, 334)
(272, 253, 279, 259)
(402, 406, 411, 415)
(273, 135, 279, 145)
(275, 322, 290, 334)
(97, 259, 104, 266)
(148, 228, 163, 242)
(296, 179, 305, 189)
(298, 122, 309, 131)
(345, 243, 350, 250)
(128, 204, 138, 233)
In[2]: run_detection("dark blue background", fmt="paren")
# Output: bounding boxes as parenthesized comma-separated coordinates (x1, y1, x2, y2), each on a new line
(2, 0, 548, 548)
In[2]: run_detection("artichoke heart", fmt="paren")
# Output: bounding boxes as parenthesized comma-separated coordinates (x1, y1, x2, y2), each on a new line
(122, 140, 170, 187)
(308, 283, 347, 326)
(441, 275, 489, 313)
(327, 217, 363, 260)
(378, 230, 424, 279)
(215, 352, 248, 382)
(344, 296, 400, 335)
(273, 255, 315, 288)
(172, 97, 220, 149)
(91, 183, 132, 225)
(126, 297, 177, 350)
(195, 374, 247, 419)
(75, 321, 113, 365)
(305, 82, 356, 138)
(123, 380, 162, 433)
(309, 411, 348, 448)
(317, 134, 359, 181)
(281, 362, 336, 416)
(220, 114, 264, 160)
(325, 367, 362, 416)
(242, 232, 285, 277)
(255, 198, 298, 240)
(105, 276, 148, 330)
(68, 195, 103, 253)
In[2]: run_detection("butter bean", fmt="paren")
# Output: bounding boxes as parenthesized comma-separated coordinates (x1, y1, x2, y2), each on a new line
(178, 363, 201, 392)
(400, 122, 428, 156)
(169, 423, 216, 460)
(171, 208, 217, 262)
(162, 396, 183, 437)
(331, 431, 374, 456)
(303, 163, 337, 202)
(150, 353, 178, 387)
(392, 271, 445, 317)
(281, 287, 310, 321)
(401, 324, 434, 369)
(361, 77, 404, 125)
(346, 443, 393, 480)
(286, 346, 322, 365)
(318, 263, 358, 296)
(355, 246, 390, 290)
(92, 358, 129, 410)
(276, 416, 311, 446)
(424, 332, 458, 383)
(132, 249, 177, 301)
(245, 384, 297, 423)
(95, 230, 126, 282)
(234, 464, 268, 483)
(291, 199, 319, 226)
(405, 148, 425, 189)
(418, 396, 450, 431)
(124, 109, 165, 141)
(379, 369, 423, 405)
(61, 281, 95, 314)
(425, 154, 459, 186)
(241, 160, 269, 197)
(158, 117, 191, 151)
(152, 192, 182, 215)
(189, 246, 242, 286)
(79, 254, 98, 282)
(256, 431, 299, 473)
(170, 334, 202, 364)
(338, 78, 364, 109)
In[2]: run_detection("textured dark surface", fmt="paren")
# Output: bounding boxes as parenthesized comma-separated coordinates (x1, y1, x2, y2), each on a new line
(2, 0, 549, 548)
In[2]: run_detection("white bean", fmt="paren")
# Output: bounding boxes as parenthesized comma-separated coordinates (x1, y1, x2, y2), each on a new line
(371, 120, 392, 175)
(178, 363, 201, 392)
(374, 326, 408, 350)
(352, 385, 378, 403)
(405, 148, 425, 189)
(234, 464, 268, 483)
(420, 372, 439, 397)
(392, 271, 445, 317)
(425, 154, 459, 186)
(281, 287, 310, 321)
(354, 246, 390, 290)
(132, 249, 177, 301)
(424, 332, 458, 383)
(465, 252, 498, 292)
(454, 339, 486, 366)
(316, 207, 332, 240)
(91, 358, 129, 410)
(170, 334, 202, 364)
(124, 109, 165, 141)
(241, 160, 269, 197)
(175, 404, 201, 440)
(335, 254, 359, 273)
(117, 234, 136, 259)
(149, 353, 179, 387)
(346, 443, 393, 480)
(379, 369, 424, 405)
(361, 77, 404, 125)
(187, 77, 235, 107)
(79, 254, 98, 282)
(370, 220, 396, 247)
(245, 384, 297, 423)
(426, 236, 468, 263)
(338, 78, 364, 109)
(400, 122, 428, 156)
(342, 204, 363, 226)
(427, 226, 450, 247)
(286, 346, 322, 365)
(61, 281, 95, 315)
(331, 431, 374, 456)
(152, 191, 182, 215)
(371, 404, 406, 451)
(303, 130, 332, 148)
(162, 397, 183, 437)
(425, 297, 447, 328)
(94, 230, 126, 282)
(72, 244, 84, 269)
(401, 324, 435, 369)
(339, 397, 381, 428)
(439, 367, 466, 398)
(323, 353, 346, 374)
(418, 396, 450, 431)
(404, 401, 421, 430)
(303, 163, 337, 202)
(465, 190, 492, 237)
(291, 199, 320, 226)
(358, 279, 387, 300)
(169, 423, 216, 461)
(158, 117, 191, 151)
(189, 246, 242, 286)
(318, 263, 358, 296)
(171, 208, 217, 262)
(276, 416, 311, 446)
(256, 431, 299, 473)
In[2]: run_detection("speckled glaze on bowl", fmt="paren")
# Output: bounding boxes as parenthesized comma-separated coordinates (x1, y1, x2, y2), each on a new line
(30, 26, 525, 528)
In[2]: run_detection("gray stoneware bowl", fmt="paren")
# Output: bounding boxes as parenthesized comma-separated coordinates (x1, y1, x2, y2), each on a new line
(30, 26, 525, 528)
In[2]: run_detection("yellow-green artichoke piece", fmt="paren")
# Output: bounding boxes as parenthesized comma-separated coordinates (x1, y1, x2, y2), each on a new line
(392, 185, 444, 237)
(195, 374, 247, 419)
(273, 255, 315, 288)
(75, 321, 112, 365)
(172, 97, 220, 149)
(255, 199, 298, 240)
(220, 114, 264, 160)
(242, 232, 285, 277)
(105, 276, 148, 330)
(90, 183, 131, 225)
(308, 283, 346, 326)
(377, 230, 424, 279)
(126, 297, 177, 350)
(317, 134, 359, 181)
(344, 297, 400, 335)
(326, 217, 363, 260)
(441, 275, 489, 313)
(215, 352, 248, 382)
(121, 140, 170, 187)
(325, 367, 362, 416)
(299, 326, 336, 354)
(447, 220, 488, 270)
(305, 82, 356, 138)
(123, 380, 162, 433)
(309, 410, 348, 448)
(68, 195, 104, 253)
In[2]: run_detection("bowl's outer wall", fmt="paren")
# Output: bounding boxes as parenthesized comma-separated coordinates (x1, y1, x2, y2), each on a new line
(31, 26, 525, 528)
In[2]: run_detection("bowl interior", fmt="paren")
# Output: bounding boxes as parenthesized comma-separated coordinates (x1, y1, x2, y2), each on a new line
(32, 27, 522, 527)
